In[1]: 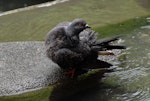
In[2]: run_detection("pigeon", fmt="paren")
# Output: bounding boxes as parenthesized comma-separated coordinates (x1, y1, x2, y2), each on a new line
(45, 18, 125, 78)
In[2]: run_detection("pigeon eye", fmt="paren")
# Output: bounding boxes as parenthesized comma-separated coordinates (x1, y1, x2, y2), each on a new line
(78, 23, 83, 27)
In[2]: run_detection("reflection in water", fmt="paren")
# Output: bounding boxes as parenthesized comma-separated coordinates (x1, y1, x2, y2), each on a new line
(49, 28, 150, 101)
(49, 69, 113, 101)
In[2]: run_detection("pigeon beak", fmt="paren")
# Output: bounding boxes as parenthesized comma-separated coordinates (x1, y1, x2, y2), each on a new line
(85, 24, 91, 28)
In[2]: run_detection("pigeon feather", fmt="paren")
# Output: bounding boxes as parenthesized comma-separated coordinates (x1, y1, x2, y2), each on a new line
(45, 19, 125, 76)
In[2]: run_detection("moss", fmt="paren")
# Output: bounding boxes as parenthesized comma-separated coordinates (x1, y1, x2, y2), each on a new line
(0, 86, 54, 101)
(93, 16, 149, 38)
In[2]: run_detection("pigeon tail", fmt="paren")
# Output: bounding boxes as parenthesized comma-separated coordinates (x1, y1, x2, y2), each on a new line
(104, 45, 126, 50)
(94, 36, 120, 45)
(80, 31, 126, 51)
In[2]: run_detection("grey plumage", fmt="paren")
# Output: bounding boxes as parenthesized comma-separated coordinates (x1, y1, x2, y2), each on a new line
(45, 19, 125, 76)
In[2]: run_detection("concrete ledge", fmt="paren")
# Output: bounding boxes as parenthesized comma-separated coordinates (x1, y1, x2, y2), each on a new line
(0, 41, 63, 96)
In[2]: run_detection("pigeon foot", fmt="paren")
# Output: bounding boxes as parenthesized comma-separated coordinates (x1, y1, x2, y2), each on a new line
(64, 68, 76, 78)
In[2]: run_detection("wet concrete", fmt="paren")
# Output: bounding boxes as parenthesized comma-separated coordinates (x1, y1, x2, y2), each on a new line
(0, 42, 63, 96)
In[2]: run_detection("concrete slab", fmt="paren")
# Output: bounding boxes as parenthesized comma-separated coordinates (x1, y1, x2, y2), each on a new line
(0, 41, 62, 96)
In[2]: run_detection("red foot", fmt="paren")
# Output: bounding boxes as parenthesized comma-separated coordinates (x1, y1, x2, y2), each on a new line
(64, 68, 76, 78)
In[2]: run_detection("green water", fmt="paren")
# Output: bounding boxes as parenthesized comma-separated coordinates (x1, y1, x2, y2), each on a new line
(0, 27, 149, 101)
(52, 28, 150, 101)
(113, 28, 150, 101)
(102, 28, 150, 101)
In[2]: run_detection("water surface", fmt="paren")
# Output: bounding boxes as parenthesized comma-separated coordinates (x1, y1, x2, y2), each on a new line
(52, 28, 150, 101)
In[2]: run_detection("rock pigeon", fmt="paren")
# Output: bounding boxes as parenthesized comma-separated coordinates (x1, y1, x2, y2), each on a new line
(45, 18, 125, 78)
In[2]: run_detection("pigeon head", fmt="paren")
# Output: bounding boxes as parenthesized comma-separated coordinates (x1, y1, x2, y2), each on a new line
(67, 19, 91, 36)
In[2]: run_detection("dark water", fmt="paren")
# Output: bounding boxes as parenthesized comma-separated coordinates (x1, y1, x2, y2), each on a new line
(50, 28, 150, 101)
(0, 0, 53, 12)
